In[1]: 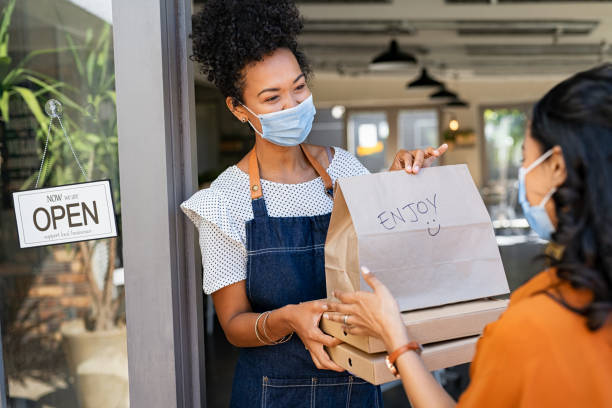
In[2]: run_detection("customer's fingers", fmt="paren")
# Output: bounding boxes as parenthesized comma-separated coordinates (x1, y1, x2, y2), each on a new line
(324, 310, 355, 323)
(342, 325, 370, 336)
(361, 266, 384, 292)
(332, 290, 359, 304)
(325, 301, 355, 315)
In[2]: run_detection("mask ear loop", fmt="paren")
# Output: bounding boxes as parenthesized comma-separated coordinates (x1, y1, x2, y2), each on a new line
(236, 99, 264, 137)
(537, 187, 557, 208)
(524, 148, 555, 174)
(523, 148, 557, 208)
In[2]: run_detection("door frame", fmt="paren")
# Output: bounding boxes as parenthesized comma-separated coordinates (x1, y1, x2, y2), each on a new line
(111, 0, 205, 407)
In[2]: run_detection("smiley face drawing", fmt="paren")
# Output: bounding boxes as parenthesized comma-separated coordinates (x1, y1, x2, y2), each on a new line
(426, 218, 441, 236)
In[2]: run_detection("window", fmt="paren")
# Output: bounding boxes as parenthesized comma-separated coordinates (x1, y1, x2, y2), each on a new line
(0, 1, 128, 406)
(398, 110, 439, 151)
(481, 106, 530, 221)
(347, 112, 389, 172)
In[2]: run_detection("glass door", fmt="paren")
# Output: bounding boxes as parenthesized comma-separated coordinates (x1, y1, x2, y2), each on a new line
(0, 1, 128, 407)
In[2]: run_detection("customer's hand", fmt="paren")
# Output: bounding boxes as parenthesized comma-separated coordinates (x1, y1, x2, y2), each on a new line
(326, 266, 410, 352)
(389, 144, 448, 174)
(287, 300, 345, 372)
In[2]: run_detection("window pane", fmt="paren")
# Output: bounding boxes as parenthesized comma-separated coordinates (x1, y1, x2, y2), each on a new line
(398, 110, 439, 151)
(0, 1, 128, 407)
(482, 107, 528, 221)
(348, 112, 388, 172)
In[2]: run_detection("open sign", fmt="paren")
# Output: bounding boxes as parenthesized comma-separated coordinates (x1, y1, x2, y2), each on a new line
(12, 180, 118, 248)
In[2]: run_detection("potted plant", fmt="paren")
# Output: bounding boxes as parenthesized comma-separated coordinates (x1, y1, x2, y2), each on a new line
(51, 25, 128, 408)
(1, 2, 127, 404)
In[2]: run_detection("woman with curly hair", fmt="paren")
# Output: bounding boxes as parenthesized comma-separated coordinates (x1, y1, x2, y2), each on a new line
(327, 64, 612, 407)
(181, 0, 446, 406)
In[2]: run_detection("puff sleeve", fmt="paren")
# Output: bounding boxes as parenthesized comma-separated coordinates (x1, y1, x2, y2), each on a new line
(180, 188, 247, 294)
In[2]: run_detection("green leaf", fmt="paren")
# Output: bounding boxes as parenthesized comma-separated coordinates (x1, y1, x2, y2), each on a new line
(0, 90, 9, 122)
(0, 0, 16, 59)
(85, 133, 101, 144)
(2, 67, 25, 87)
(64, 33, 84, 77)
(15, 47, 74, 72)
(85, 28, 93, 45)
(13, 86, 48, 130)
(24, 75, 88, 115)
(86, 50, 95, 87)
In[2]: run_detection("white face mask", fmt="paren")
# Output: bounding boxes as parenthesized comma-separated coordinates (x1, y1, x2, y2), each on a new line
(239, 94, 316, 147)
(518, 148, 556, 240)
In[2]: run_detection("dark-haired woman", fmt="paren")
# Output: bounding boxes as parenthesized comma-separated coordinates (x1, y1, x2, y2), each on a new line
(327, 63, 612, 408)
(180, 1, 446, 406)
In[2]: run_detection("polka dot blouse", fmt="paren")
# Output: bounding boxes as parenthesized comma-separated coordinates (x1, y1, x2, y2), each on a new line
(180, 147, 370, 294)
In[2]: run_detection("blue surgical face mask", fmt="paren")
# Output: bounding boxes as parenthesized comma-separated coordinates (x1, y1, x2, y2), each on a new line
(518, 148, 556, 240)
(240, 94, 316, 147)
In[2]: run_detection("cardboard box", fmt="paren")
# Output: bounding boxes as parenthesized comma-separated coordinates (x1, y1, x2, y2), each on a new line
(322, 298, 508, 354)
(327, 336, 479, 385)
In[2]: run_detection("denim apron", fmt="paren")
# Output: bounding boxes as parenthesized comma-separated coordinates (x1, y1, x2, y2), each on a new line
(230, 145, 382, 408)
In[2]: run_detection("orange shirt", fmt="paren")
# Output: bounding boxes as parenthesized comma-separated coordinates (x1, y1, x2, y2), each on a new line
(458, 268, 612, 407)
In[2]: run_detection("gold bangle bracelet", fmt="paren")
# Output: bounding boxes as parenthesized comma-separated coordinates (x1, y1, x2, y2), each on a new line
(254, 312, 270, 345)
(262, 311, 293, 345)
(261, 311, 274, 343)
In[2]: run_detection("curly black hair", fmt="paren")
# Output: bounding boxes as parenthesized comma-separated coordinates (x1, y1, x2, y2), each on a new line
(531, 63, 612, 330)
(191, 0, 312, 106)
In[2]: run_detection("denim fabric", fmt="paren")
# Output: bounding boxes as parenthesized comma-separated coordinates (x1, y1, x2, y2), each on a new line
(230, 197, 382, 407)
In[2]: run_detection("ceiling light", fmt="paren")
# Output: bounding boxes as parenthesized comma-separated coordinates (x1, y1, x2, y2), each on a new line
(331, 105, 346, 119)
(430, 85, 458, 99)
(406, 68, 443, 88)
(446, 98, 470, 108)
(369, 40, 417, 71)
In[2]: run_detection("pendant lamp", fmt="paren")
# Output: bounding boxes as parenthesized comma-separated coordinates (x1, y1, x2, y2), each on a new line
(446, 98, 470, 108)
(406, 68, 443, 88)
(369, 40, 417, 71)
(430, 85, 458, 99)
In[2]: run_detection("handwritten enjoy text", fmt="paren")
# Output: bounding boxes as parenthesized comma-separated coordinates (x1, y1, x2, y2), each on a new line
(376, 193, 440, 236)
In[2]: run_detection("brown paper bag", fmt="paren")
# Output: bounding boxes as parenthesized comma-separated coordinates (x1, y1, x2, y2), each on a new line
(325, 164, 509, 312)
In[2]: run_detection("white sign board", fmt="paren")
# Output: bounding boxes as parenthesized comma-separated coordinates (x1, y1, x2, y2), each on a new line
(12, 180, 118, 248)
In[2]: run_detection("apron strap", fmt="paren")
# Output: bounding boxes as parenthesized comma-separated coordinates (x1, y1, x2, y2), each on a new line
(248, 147, 263, 200)
(325, 146, 333, 166)
(299, 145, 334, 198)
(247, 144, 335, 203)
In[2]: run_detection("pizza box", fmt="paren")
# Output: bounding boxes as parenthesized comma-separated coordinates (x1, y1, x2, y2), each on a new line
(327, 335, 479, 385)
(322, 298, 507, 354)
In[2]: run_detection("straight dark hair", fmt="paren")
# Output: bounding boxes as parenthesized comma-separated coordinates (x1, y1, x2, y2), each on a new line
(530, 63, 612, 330)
